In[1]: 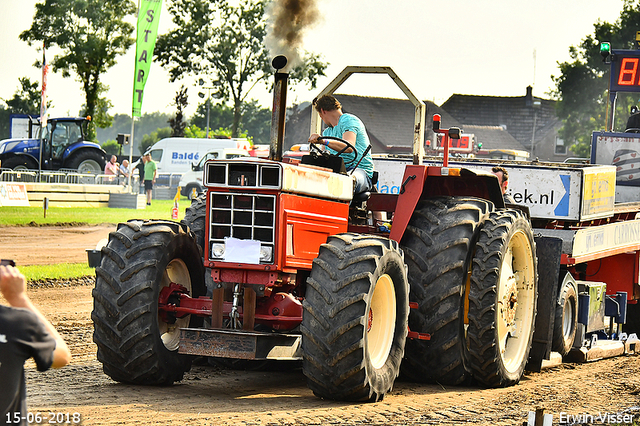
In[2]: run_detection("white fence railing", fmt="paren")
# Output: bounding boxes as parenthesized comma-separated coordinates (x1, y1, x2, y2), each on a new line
(0, 169, 154, 192)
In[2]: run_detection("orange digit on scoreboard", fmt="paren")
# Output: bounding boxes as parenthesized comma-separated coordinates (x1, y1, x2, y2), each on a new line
(617, 57, 639, 86)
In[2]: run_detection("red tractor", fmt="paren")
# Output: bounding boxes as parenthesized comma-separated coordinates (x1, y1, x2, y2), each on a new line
(92, 62, 538, 401)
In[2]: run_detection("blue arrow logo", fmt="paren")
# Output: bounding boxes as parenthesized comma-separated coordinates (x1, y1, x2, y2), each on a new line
(554, 175, 571, 216)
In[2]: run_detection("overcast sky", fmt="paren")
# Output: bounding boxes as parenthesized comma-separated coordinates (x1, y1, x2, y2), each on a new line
(0, 0, 626, 122)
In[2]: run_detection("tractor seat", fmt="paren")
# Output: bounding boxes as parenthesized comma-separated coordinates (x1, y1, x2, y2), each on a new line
(351, 171, 379, 204)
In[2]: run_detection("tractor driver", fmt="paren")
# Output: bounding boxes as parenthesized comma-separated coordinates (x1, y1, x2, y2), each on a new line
(308, 95, 375, 195)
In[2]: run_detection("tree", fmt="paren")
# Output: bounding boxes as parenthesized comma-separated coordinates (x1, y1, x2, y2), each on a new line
(81, 83, 113, 130)
(96, 112, 173, 147)
(168, 86, 188, 137)
(140, 127, 172, 154)
(0, 105, 10, 139)
(551, 0, 640, 156)
(3, 77, 42, 115)
(156, 0, 327, 138)
(184, 124, 248, 139)
(0, 77, 48, 139)
(190, 101, 235, 132)
(241, 99, 271, 146)
(101, 139, 120, 155)
(20, 0, 136, 140)
(190, 98, 270, 144)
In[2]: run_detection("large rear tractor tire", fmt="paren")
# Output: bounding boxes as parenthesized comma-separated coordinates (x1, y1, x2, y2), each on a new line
(466, 210, 537, 387)
(302, 233, 409, 402)
(92, 220, 205, 385)
(552, 272, 578, 356)
(181, 193, 206, 251)
(400, 197, 492, 385)
(67, 150, 105, 174)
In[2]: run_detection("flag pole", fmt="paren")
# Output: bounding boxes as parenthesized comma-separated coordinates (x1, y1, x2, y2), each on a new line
(127, 0, 140, 191)
(130, 0, 162, 192)
(39, 41, 49, 183)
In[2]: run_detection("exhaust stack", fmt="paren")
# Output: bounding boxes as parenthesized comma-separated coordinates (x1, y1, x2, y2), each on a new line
(269, 56, 288, 161)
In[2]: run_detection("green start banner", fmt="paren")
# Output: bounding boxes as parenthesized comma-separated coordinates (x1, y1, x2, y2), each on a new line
(132, 0, 163, 117)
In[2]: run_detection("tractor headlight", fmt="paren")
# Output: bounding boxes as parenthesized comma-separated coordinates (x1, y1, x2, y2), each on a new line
(211, 243, 225, 258)
(259, 245, 273, 262)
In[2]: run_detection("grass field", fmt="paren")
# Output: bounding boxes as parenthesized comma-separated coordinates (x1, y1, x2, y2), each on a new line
(2, 197, 196, 280)
(0, 197, 194, 226)
(20, 263, 94, 282)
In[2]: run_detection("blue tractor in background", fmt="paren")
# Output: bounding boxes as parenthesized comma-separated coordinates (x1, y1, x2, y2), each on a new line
(0, 116, 106, 174)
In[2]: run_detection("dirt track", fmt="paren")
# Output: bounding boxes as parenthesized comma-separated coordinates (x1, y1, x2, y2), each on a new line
(3, 226, 640, 425)
(0, 223, 114, 266)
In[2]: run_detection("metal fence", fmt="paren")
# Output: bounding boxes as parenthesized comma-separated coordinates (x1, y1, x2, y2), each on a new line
(0, 169, 185, 198)
(0, 168, 140, 192)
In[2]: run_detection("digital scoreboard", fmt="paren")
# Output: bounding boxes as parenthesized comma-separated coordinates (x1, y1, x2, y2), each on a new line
(610, 49, 640, 93)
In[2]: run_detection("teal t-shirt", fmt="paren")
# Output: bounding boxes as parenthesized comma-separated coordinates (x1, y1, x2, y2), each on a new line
(144, 160, 157, 181)
(322, 113, 374, 178)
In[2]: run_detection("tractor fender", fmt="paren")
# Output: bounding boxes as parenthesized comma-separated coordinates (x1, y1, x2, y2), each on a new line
(389, 165, 505, 243)
(61, 142, 106, 162)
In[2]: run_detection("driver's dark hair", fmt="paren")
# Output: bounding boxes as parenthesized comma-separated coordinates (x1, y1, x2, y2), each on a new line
(314, 95, 341, 113)
(491, 166, 509, 182)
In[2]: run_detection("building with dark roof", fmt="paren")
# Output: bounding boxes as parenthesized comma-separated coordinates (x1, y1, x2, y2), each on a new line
(284, 89, 568, 161)
(441, 87, 571, 161)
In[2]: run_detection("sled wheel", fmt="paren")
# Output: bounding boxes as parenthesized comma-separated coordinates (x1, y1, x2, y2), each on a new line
(302, 233, 409, 402)
(552, 272, 578, 356)
(400, 197, 492, 385)
(466, 210, 537, 387)
(92, 220, 205, 385)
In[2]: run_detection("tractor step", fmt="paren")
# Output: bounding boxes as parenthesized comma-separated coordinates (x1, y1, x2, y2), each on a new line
(179, 328, 302, 360)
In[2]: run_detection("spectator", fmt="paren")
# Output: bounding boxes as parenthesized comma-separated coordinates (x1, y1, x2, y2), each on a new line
(0, 264, 71, 425)
(143, 153, 157, 206)
(136, 156, 146, 193)
(492, 166, 516, 204)
(104, 155, 119, 176)
(119, 159, 130, 178)
(118, 159, 130, 185)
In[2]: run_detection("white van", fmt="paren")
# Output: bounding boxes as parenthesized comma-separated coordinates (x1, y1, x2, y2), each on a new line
(145, 137, 250, 175)
(179, 148, 250, 198)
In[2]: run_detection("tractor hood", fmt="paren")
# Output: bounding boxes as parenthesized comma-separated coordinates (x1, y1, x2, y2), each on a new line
(0, 137, 39, 156)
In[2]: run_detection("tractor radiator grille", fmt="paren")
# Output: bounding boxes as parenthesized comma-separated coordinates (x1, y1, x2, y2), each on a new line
(208, 191, 276, 264)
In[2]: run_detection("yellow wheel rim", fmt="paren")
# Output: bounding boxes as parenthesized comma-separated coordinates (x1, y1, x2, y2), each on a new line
(497, 229, 535, 374)
(368, 274, 396, 370)
(158, 258, 192, 351)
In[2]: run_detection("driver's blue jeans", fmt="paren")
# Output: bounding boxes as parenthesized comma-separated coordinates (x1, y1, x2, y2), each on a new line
(351, 168, 372, 194)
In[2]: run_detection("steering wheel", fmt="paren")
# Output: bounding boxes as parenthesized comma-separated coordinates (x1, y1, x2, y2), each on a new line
(312, 136, 359, 167)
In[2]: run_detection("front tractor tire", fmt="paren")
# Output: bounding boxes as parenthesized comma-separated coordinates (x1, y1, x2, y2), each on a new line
(400, 197, 492, 385)
(301, 233, 409, 402)
(2, 156, 37, 171)
(466, 210, 537, 387)
(92, 220, 205, 385)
